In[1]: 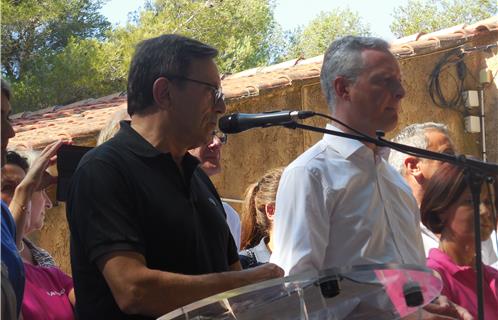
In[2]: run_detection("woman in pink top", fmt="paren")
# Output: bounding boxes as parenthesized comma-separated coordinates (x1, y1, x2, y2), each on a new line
(2, 149, 75, 319)
(420, 163, 497, 320)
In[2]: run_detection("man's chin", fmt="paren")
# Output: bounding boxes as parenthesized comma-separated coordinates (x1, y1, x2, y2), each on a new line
(382, 117, 398, 133)
(201, 164, 221, 176)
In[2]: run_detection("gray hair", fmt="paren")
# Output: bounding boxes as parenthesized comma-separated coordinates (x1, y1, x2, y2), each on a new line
(14, 148, 58, 184)
(388, 122, 449, 176)
(320, 36, 390, 114)
(16, 149, 39, 168)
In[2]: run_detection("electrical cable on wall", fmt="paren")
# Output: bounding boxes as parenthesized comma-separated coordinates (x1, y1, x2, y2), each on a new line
(428, 48, 467, 112)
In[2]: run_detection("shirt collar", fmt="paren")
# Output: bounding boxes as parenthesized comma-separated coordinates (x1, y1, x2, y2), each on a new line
(113, 120, 200, 173)
(376, 145, 391, 160)
(322, 124, 365, 159)
(114, 120, 162, 158)
(322, 124, 391, 160)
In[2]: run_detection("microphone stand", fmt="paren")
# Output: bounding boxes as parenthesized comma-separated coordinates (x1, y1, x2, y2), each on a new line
(282, 121, 498, 320)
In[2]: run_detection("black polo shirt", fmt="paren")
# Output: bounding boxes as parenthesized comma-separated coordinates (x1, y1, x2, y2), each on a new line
(66, 121, 238, 320)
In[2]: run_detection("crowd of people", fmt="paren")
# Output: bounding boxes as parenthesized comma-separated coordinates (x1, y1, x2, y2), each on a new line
(1, 33, 497, 320)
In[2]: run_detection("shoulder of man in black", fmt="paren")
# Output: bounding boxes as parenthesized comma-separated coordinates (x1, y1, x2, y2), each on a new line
(75, 121, 142, 169)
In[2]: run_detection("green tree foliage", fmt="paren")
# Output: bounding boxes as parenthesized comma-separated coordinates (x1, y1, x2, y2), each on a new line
(109, 0, 280, 76)
(284, 7, 371, 59)
(1, 0, 110, 79)
(390, 0, 497, 38)
(2, 0, 282, 111)
(11, 38, 126, 112)
(1, 0, 111, 111)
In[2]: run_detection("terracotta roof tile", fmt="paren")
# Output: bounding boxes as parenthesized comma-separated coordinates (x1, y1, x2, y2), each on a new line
(391, 32, 426, 45)
(10, 97, 127, 150)
(8, 17, 498, 150)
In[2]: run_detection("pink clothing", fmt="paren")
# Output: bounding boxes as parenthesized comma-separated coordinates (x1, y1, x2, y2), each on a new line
(375, 268, 443, 317)
(22, 263, 75, 320)
(427, 248, 498, 320)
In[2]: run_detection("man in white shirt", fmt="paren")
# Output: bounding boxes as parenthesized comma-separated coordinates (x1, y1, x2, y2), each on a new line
(270, 35, 472, 320)
(389, 123, 498, 267)
(389, 123, 455, 253)
(270, 36, 425, 275)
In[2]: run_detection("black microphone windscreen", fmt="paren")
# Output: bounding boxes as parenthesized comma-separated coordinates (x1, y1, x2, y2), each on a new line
(218, 113, 239, 134)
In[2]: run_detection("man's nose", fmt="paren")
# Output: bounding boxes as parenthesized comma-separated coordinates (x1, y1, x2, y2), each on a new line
(215, 97, 226, 115)
(393, 80, 405, 99)
(43, 190, 53, 209)
(480, 202, 491, 219)
(5, 122, 15, 139)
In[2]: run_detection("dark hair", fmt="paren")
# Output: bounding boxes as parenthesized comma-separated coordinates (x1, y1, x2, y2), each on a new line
(1, 79, 11, 100)
(420, 163, 468, 233)
(127, 34, 218, 116)
(5, 151, 29, 173)
(240, 167, 284, 250)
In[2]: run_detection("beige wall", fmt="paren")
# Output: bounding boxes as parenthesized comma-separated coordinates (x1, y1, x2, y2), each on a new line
(37, 37, 498, 275)
(480, 34, 498, 163)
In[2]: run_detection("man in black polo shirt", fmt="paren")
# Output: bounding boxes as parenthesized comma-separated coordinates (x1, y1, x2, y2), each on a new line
(66, 34, 283, 319)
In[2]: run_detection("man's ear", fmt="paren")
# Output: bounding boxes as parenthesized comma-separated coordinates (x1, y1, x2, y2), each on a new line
(334, 76, 351, 101)
(152, 77, 171, 108)
(265, 203, 275, 221)
(404, 156, 424, 184)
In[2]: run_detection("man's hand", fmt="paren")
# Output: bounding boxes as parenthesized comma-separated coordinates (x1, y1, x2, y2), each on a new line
(10, 140, 65, 244)
(423, 296, 474, 320)
(20, 140, 64, 192)
(239, 263, 284, 286)
(98, 252, 284, 317)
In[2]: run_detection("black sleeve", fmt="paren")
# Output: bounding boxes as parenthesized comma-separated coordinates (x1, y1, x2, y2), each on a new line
(238, 251, 265, 269)
(226, 230, 239, 266)
(67, 159, 146, 263)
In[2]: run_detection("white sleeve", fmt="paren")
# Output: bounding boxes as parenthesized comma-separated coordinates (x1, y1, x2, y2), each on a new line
(223, 202, 241, 251)
(270, 165, 331, 275)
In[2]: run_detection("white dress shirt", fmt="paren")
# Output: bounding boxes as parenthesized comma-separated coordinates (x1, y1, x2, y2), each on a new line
(270, 124, 425, 275)
(223, 202, 241, 251)
(421, 223, 440, 257)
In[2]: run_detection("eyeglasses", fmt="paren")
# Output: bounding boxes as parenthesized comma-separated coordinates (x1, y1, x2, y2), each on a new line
(163, 75, 225, 105)
(212, 130, 227, 145)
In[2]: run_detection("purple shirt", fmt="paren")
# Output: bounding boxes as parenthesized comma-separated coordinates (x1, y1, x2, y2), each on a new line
(427, 248, 498, 320)
(22, 263, 74, 320)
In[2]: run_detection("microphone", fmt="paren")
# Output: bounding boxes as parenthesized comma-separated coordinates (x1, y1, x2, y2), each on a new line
(218, 110, 315, 134)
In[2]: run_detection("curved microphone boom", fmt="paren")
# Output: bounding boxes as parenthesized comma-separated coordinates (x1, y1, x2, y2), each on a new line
(218, 110, 315, 134)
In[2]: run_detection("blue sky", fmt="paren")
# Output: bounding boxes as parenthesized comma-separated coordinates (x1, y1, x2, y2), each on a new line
(101, 0, 410, 41)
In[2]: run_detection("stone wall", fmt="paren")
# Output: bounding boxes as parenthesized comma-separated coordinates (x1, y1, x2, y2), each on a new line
(37, 36, 498, 275)
(480, 34, 498, 163)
